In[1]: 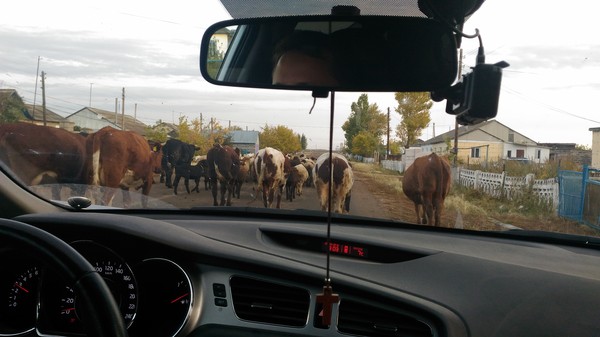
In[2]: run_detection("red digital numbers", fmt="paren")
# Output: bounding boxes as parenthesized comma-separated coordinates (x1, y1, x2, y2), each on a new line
(323, 241, 368, 258)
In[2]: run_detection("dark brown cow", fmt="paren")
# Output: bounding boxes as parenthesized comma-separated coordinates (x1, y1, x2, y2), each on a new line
(0, 122, 88, 199)
(88, 126, 162, 208)
(206, 144, 240, 206)
(402, 153, 452, 227)
(313, 152, 353, 213)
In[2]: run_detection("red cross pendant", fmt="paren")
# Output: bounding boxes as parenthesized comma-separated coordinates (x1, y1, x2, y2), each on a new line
(316, 284, 340, 326)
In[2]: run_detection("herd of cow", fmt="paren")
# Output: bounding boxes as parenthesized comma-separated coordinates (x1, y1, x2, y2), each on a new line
(0, 122, 451, 225)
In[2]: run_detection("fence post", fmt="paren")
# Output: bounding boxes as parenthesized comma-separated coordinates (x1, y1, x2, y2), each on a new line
(579, 165, 589, 222)
(500, 171, 506, 198)
(474, 170, 481, 190)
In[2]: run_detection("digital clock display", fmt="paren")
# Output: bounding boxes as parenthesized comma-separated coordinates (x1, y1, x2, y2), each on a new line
(323, 241, 368, 258)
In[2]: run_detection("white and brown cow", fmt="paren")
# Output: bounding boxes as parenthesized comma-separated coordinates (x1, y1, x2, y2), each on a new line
(88, 126, 162, 208)
(285, 163, 309, 201)
(0, 122, 88, 200)
(206, 144, 240, 206)
(313, 152, 353, 214)
(254, 147, 286, 208)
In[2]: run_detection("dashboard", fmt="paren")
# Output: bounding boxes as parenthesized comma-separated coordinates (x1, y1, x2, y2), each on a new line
(2, 211, 600, 337)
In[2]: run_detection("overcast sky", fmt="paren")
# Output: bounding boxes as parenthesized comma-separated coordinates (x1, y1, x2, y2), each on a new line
(2, 0, 599, 149)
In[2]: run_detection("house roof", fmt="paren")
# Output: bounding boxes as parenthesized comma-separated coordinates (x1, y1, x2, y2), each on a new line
(423, 119, 537, 145)
(23, 104, 70, 123)
(0, 89, 21, 102)
(68, 107, 149, 135)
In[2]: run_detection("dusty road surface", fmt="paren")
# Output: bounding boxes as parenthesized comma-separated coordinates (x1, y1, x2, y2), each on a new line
(147, 172, 395, 219)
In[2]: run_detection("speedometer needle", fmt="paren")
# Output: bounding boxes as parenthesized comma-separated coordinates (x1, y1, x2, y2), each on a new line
(14, 282, 29, 293)
(170, 293, 189, 304)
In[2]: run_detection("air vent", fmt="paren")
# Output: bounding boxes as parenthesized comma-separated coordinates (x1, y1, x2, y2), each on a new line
(230, 276, 310, 327)
(338, 300, 434, 337)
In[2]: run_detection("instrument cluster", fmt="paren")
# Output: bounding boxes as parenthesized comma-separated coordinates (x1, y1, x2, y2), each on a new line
(0, 240, 193, 337)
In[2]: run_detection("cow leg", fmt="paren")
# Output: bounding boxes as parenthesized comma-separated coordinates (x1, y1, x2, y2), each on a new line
(172, 174, 181, 195)
(192, 177, 200, 193)
(262, 185, 270, 208)
(165, 166, 174, 188)
(225, 180, 235, 206)
(433, 198, 443, 227)
(275, 186, 282, 209)
(140, 179, 152, 208)
(183, 174, 191, 194)
(219, 180, 227, 206)
(210, 179, 219, 206)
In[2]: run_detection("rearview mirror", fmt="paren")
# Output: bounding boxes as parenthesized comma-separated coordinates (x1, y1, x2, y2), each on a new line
(200, 16, 458, 92)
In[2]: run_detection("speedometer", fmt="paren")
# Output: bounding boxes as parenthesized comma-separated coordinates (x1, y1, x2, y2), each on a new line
(38, 241, 138, 335)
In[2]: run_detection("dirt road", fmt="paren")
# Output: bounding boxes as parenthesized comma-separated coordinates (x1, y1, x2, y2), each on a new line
(147, 172, 393, 218)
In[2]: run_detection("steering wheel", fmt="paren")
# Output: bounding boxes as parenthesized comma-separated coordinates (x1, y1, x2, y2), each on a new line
(0, 218, 128, 337)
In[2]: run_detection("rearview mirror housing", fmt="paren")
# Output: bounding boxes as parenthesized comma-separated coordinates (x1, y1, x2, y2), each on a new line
(200, 16, 458, 92)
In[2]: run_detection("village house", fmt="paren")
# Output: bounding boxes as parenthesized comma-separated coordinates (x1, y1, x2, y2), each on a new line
(66, 107, 148, 135)
(421, 120, 550, 165)
(228, 130, 260, 155)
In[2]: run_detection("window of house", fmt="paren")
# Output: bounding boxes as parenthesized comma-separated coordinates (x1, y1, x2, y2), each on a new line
(471, 147, 480, 158)
(536, 150, 541, 159)
(507, 150, 512, 158)
(517, 149, 525, 158)
(508, 132, 515, 142)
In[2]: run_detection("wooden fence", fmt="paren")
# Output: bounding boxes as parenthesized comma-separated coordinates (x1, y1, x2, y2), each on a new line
(456, 168, 559, 209)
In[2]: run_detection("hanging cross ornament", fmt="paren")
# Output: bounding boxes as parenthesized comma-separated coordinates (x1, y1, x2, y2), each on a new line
(316, 278, 340, 326)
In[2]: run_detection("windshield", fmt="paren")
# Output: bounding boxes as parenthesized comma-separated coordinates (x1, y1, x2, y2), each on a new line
(1, 0, 599, 237)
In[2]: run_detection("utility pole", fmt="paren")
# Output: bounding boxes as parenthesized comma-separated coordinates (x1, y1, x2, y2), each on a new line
(134, 103, 137, 121)
(114, 98, 118, 124)
(386, 107, 390, 158)
(121, 87, 125, 130)
(89, 83, 93, 107)
(433, 122, 436, 138)
(32, 56, 41, 121)
(40, 71, 47, 126)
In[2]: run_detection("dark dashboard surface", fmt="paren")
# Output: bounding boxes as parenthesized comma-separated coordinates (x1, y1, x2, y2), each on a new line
(3, 211, 600, 337)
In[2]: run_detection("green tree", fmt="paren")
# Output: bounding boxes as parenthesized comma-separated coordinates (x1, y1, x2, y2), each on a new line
(300, 134, 308, 150)
(259, 124, 302, 154)
(145, 121, 169, 143)
(341, 93, 387, 154)
(351, 131, 379, 157)
(207, 37, 225, 79)
(395, 92, 432, 148)
(0, 95, 25, 124)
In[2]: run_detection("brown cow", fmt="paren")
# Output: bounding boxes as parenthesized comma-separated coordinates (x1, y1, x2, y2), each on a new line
(313, 152, 353, 213)
(206, 144, 240, 206)
(402, 153, 451, 227)
(0, 122, 88, 200)
(88, 126, 162, 208)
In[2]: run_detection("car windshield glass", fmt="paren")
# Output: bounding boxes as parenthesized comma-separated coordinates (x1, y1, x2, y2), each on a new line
(1, 0, 599, 238)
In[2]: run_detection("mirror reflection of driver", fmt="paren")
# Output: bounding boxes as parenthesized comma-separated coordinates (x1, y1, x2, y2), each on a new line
(272, 30, 339, 87)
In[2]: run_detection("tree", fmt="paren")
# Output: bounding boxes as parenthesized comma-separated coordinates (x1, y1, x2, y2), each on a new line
(0, 94, 24, 124)
(341, 93, 387, 154)
(207, 37, 226, 79)
(300, 134, 308, 150)
(259, 124, 302, 154)
(395, 92, 432, 149)
(351, 131, 379, 157)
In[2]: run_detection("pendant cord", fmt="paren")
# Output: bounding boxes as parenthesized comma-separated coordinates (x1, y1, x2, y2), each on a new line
(325, 91, 335, 282)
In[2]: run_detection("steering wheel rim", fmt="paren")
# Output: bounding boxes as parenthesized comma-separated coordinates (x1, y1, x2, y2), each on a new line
(0, 218, 128, 337)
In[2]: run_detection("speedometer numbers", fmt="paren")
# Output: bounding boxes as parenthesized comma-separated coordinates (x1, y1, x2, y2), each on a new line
(38, 241, 138, 335)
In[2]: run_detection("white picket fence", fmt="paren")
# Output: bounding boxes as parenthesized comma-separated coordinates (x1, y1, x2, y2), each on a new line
(456, 168, 559, 209)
